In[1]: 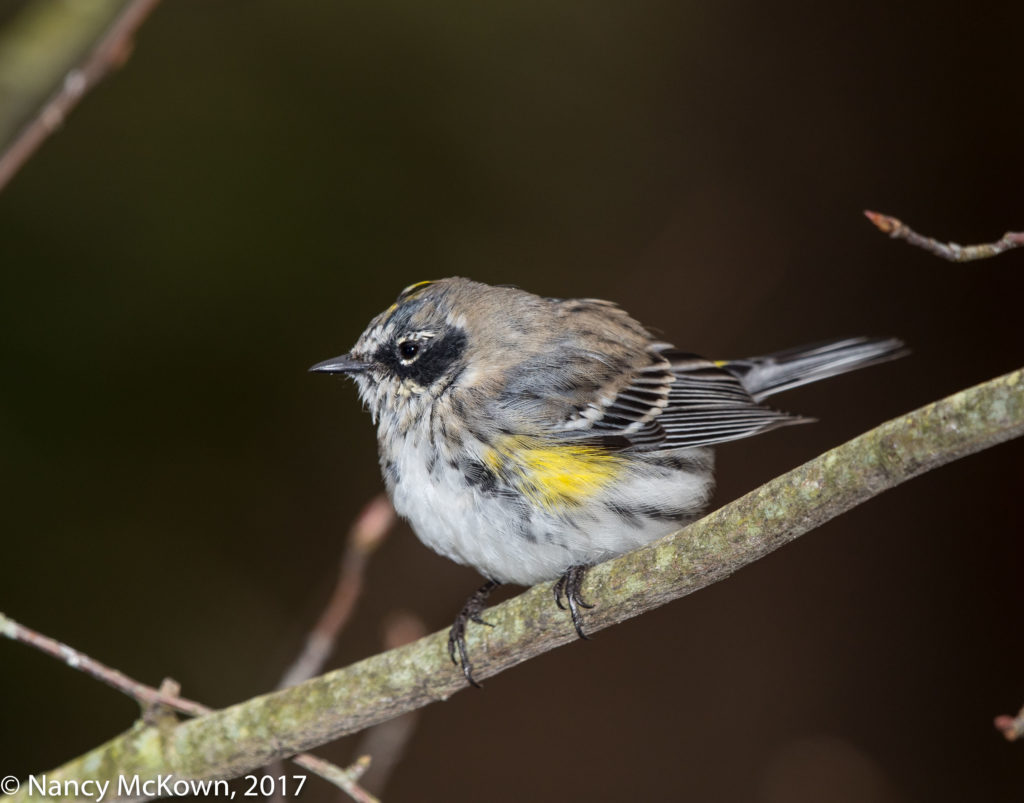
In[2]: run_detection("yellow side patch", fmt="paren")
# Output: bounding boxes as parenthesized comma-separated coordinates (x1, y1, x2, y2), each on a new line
(485, 436, 623, 509)
(713, 359, 728, 367)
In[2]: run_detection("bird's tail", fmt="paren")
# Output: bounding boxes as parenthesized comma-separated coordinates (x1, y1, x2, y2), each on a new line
(725, 336, 907, 402)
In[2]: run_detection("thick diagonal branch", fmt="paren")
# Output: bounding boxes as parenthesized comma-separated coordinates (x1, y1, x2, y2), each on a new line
(5, 367, 1023, 802)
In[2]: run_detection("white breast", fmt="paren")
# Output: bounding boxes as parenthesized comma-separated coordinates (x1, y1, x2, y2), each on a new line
(383, 431, 714, 586)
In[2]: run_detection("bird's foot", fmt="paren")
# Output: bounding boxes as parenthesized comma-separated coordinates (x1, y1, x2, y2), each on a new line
(448, 579, 500, 687)
(553, 563, 594, 640)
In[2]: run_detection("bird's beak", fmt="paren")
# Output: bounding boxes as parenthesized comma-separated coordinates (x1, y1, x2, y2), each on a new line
(308, 353, 368, 374)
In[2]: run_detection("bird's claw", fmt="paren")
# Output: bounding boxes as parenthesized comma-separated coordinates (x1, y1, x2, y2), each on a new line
(553, 564, 594, 640)
(448, 579, 499, 687)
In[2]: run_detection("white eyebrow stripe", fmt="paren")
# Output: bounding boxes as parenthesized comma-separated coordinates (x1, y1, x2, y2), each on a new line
(397, 330, 437, 342)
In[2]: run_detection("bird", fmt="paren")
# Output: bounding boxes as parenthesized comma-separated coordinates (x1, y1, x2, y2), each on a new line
(310, 277, 904, 685)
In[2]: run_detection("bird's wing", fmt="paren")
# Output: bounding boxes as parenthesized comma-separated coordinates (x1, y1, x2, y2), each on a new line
(492, 297, 806, 451)
(568, 348, 808, 451)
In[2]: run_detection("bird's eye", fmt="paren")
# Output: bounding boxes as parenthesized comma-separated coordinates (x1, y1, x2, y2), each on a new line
(398, 340, 421, 361)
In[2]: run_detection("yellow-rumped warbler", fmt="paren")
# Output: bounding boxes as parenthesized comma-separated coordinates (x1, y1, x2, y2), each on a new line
(311, 277, 904, 684)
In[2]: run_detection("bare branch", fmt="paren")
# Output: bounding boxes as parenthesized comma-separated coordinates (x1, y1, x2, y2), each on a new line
(0, 612, 207, 718)
(289, 756, 377, 803)
(994, 705, 1024, 742)
(0, 0, 162, 193)
(4, 366, 1023, 802)
(864, 210, 1024, 262)
(269, 494, 394, 801)
(277, 494, 396, 689)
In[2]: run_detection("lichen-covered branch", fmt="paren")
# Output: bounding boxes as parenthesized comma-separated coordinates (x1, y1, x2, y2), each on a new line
(864, 210, 1024, 262)
(6, 367, 1023, 802)
(350, 612, 429, 795)
(0, 615, 378, 801)
(0, 0, 161, 193)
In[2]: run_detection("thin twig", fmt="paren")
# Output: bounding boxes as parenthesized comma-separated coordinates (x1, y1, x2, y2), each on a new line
(994, 705, 1024, 742)
(269, 494, 394, 803)
(290, 756, 378, 803)
(0, 611, 207, 717)
(864, 210, 1024, 262)
(278, 494, 396, 689)
(4, 366, 1022, 802)
(0, 612, 377, 802)
(0, 0, 162, 193)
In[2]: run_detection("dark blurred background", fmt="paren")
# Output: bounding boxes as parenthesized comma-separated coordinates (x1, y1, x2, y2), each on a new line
(2, 0, 1023, 800)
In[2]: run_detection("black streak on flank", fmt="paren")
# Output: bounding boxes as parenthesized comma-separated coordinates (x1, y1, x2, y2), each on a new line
(461, 458, 500, 494)
(375, 328, 468, 388)
(461, 457, 527, 508)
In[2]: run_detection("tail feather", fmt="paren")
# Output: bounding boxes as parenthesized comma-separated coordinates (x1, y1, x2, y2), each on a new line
(726, 336, 907, 402)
